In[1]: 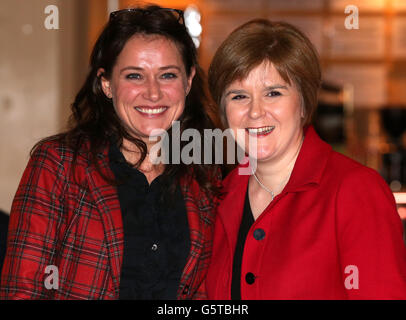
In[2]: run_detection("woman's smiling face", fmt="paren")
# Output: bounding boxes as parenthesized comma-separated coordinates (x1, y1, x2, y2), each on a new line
(224, 61, 304, 163)
(100, 35, 195, 144)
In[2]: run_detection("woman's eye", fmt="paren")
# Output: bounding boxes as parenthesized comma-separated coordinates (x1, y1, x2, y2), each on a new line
(161, 72, 177, 79)
(126, 73, 142, 80)
(267, 90, 281, 97)
(231, 94, 246, 100)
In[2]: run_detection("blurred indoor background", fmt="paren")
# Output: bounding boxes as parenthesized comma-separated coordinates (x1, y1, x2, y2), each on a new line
(0, 0, 405, 231)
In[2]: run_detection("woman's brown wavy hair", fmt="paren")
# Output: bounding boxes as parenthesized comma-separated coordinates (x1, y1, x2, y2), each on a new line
(33, 5, 221, 201)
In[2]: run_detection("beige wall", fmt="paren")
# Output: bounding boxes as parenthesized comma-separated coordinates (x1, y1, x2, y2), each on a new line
(0, 0, 87, 212)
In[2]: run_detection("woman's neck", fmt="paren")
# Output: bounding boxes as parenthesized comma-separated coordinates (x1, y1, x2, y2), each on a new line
(121, 137, 164, 184)
(252, 133, 304, 194)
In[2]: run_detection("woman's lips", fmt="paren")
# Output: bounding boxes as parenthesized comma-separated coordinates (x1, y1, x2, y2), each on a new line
(135, 106, 168, 116)
(245, 126, 275, 137)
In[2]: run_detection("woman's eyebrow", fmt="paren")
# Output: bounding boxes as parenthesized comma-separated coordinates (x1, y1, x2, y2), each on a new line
(120, 65, 182, 73)
(225, 84, 289, 96)
(120, 66, 143, 73)
(159, 65, 182, 71)
(264, 84, 288, 90)
(225, 89, 245, 97)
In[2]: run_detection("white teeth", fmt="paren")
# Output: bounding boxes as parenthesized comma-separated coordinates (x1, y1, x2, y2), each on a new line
(136, 107, 167, 114)
(247, 126, 275, 134)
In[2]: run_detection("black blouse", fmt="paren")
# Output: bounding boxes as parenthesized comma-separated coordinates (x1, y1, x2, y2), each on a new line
(231, 185, 254, 300)
(108, 143, 190, 300)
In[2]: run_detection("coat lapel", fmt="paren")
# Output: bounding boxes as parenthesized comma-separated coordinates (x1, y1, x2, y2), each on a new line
(285, 126, 332, 193)
(217, 171, 249, 257)
(178, 177, 203, 294)
(178, 175, 217, 298)
(85, 153, 124, 299)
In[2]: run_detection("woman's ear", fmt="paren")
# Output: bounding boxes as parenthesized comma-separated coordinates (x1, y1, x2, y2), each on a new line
(185, 66, 196, 95)
(97, 68, 112, 99)
(300, 97, 305, 119)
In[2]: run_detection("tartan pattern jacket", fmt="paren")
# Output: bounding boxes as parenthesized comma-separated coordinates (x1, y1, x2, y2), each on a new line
(0, 139, 219, 299)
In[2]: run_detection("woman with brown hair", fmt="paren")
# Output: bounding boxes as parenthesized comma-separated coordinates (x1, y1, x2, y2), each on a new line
(206, 19, 406, 299)
(1, 5, 220, 300)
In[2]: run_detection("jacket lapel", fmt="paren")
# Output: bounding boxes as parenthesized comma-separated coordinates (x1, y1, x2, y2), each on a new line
(284, 126, 332, 193)
(85, 153, 124, 299)
(178, 175, 216, 298)
(217, 171, 249, 258)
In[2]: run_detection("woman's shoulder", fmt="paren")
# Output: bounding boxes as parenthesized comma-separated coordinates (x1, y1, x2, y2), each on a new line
(329, 150, 383, 182)
(30, 135, 94, 166)
(31, 136, 71, 161)
(327, 150, 393, 200)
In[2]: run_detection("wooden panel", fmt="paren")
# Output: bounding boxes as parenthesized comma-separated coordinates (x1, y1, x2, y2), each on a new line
(119, 0, 202, 9)
(88, 0, 108, 58)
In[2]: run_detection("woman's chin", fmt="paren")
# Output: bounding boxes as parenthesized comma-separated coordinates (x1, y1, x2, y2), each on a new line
(132, 125, 171, 140)
(245, 147, 275, 162)
(146, 128, 168, 137)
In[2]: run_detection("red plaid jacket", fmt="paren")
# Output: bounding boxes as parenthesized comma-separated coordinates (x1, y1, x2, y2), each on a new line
(0, 139, 219, 299)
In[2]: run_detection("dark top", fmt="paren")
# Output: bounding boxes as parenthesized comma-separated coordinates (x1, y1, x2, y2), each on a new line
(108, 143, 190, 300)
(231, 186, 254, 300)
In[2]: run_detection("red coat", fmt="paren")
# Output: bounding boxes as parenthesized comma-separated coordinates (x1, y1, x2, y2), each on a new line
(0, 139, 218, 299)
(206, 126, 406, 299)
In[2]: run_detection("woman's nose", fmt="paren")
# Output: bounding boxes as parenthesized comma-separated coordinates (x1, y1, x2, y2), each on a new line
(143, 78, 162, 102)
(248, 98, 265, 119)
